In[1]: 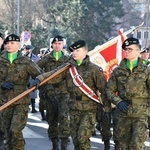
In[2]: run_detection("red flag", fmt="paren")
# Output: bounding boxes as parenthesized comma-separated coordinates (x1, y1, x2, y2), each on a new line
(102, 29, 125, 80)
(89, 29, 126, 80)
(89, 24, 144, 80)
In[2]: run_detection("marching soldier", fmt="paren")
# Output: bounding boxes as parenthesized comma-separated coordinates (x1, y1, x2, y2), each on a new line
(0, 32, 5, 149)
(106, 37, 150, 150)
(140, 47, 150, 65)
(0, 34, 42, 150)
(37, 35, 70, 150)
(30, 40, 111, 150)
(140, 47, 150, 137)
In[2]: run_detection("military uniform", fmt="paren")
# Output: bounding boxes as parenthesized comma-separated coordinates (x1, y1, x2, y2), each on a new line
(140, 47, 150, 65)
(0, 34, 42, 150)
(37, 35, 70, 150)
(106, 37, 150, 150)
(34, 40, 111, 150)
(96, 104, 112, 150)
(0, 32, 5, 149)
(140, 47, 150, 136)
(38, 85, 47, 120)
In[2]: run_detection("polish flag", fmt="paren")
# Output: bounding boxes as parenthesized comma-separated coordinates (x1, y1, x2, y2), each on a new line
(89, 23, 143, 80)
(89, 29, 127, 80)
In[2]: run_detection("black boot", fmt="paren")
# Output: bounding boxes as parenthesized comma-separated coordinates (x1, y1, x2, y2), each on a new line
(31, 103, 38, 113)
(104, 140, 110, 150)
(61, 138, 68, 150)
(114, 140, 120, 150)
(0, 131, 4, 149)
(40, 110, 46, 121)
(51, 138, 59, 150)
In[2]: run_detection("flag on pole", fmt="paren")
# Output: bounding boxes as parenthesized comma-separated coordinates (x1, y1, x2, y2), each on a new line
(88, 22, 145, 80)
(89, 29, 126, 80)
(89, 22, 145, 80)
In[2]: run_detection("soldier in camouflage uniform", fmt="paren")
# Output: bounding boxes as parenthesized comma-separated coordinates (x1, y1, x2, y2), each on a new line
(106, 37, 150, 150)
(140, 47, 150, 137)
(37, 35, 70, 150)
(0, 32, 5, 149)
(31, 40, 111, 150)
(140, 47, 150, 65)
(0, 34, 42, 150)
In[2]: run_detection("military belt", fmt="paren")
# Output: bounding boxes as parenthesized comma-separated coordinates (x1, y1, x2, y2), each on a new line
(71, 95, 90, 101)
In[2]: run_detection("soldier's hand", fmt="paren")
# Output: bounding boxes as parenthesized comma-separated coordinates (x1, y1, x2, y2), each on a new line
(117, 101, 129, 112)
(29, 78, 41, 89)
(1, 82, 14, 90)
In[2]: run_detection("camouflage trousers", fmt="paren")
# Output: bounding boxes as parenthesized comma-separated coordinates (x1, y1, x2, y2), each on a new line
(1, 104, 29, 150)
(70, 109, 96, 150)
(96, 106, 119, 142)
(112, 107, 119, 141)
(96, 104, 112, 141)
(46, 94, 70, 139)
(116, 114, 148, 150)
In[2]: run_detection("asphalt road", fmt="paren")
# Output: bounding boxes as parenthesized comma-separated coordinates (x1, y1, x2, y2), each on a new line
(23, 105, 150, 150)
(24, 111, 112, 150)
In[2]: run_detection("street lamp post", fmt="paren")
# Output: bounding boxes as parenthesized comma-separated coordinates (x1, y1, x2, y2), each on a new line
(17, 0, 20, 36)
(145, 0, 150, 47)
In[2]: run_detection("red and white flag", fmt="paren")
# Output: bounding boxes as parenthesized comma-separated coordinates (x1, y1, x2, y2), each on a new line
(89, 29, 126, 80)
(89, 24, 144, 80)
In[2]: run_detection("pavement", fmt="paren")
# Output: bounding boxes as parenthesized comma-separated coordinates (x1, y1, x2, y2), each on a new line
(23, 106, 150, 150)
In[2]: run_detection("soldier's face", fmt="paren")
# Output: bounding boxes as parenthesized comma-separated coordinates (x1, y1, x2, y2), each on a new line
(123, 44, 140, 61)
(52, 41, 64, 52)
(140, 52, 149, 60)
(72, 47, 87, 61)
(5, 41, 20, 53)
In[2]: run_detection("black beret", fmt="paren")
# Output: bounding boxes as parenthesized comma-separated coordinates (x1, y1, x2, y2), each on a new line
(26, 45, 34, 50)
(122, 37, 140, 49)
(140, 47, 149, 53)
(69, 40, 86, 52)
(5, 34, 20, 43)
(51, 35, 64, 44)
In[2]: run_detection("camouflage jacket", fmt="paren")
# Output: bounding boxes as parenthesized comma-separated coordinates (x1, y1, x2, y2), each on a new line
(37, 51, 69, 95)
(37, 55, 110, 112)
(0, 51, 42, 105)
(106, 58, 150, 117)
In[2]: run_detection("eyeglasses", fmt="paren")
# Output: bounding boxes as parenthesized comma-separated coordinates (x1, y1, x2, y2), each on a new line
(123, 48, 136, 52)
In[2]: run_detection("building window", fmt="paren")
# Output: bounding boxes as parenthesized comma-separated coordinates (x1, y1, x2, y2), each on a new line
(144, 31, 149, 39)
(137, 32, 141, 39)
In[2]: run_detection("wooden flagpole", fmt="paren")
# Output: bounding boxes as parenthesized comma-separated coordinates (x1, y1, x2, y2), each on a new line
(0, 63, 70, 111)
